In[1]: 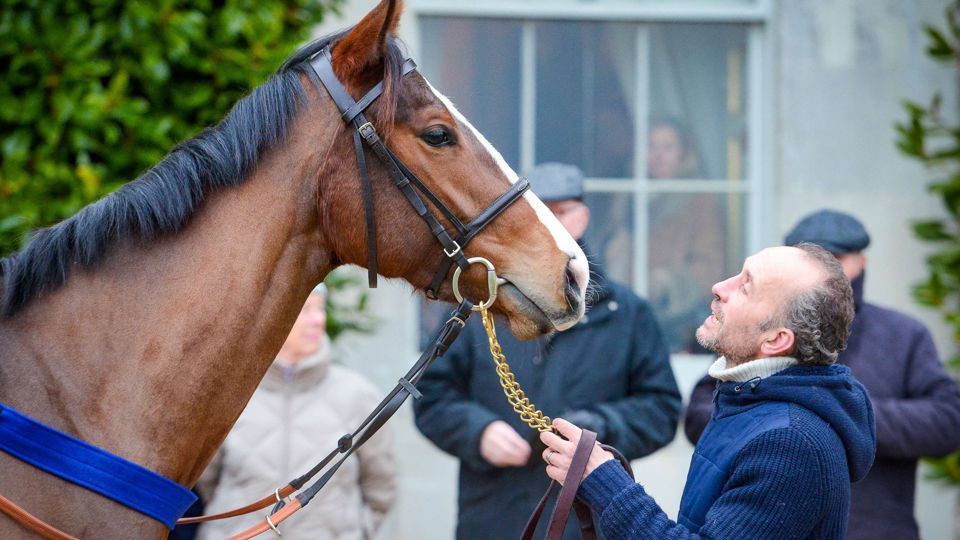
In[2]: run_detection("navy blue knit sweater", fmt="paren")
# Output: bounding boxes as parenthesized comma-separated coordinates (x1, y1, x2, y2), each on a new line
(579, 364, 876, 539)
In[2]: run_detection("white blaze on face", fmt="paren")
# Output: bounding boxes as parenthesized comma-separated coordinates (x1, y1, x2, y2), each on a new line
(426, 83, 590, 319)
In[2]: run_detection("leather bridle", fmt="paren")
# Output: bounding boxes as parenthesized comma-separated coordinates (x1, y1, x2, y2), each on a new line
(307, 46, 531, 293)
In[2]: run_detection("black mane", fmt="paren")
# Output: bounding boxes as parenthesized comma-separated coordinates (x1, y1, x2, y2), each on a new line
(1, 31, 408, 317)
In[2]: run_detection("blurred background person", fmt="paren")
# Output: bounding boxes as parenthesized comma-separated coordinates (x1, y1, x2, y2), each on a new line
(647, 117, 701, 180)
(413, 162, 681, 540)
(196, 284, 395, 540)
(684, 209, 960, 540)
(646, 118, 726, 353)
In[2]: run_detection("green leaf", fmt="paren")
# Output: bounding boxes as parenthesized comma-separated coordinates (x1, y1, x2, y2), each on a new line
(912, 272, 947, 307)
(925, 25, 957, 60)
(942, 184, 960, 218)
(142, 54, 170, 83)
(912, 220, 956, 241)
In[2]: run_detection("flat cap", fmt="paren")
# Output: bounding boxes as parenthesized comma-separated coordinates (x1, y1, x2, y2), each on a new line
(524, 162, 584, 202)
(784, 209, 870, 254)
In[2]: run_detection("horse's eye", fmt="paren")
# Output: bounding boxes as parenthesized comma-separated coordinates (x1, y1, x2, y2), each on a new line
(420, 126, 456, 147)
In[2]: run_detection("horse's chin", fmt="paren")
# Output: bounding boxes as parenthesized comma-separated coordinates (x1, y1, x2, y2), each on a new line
(497, 282, 577, 340)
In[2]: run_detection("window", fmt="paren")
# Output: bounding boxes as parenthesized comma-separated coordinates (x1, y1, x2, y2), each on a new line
(416, 3, 769, 354)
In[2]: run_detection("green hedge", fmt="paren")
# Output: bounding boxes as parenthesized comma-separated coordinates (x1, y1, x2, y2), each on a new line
(0, 0, 343, 255)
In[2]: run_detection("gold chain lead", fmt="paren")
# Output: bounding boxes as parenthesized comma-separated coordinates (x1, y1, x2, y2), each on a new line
(479, 307, 556, 433)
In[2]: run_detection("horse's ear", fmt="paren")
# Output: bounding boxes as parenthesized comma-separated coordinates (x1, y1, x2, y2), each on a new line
(332, 0, 403, 82)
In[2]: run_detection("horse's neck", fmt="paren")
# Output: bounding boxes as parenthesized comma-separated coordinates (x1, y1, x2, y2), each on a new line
(0, 115, 339, 486)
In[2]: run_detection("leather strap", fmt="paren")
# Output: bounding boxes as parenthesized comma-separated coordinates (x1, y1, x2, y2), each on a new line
(426, 177, 530, 298)
(521, 429, 597, 540)
(545, 430, 597, 540)
(0, 495, 79, 540)
(573, 500, 596, 540)
(226, 499, 303, 540)
(520, 438, 634, 540)
(352, 124, 379, 287)
(521, 480, 557, 540)
(175, 484, 297, 525)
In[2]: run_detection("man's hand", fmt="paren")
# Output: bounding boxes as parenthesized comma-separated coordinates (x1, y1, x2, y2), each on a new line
(540, 418, 614, 484)
(480, 420, 532, 467)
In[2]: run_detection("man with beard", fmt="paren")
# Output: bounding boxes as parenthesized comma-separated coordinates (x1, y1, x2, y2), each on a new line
(684, 209, 960, 540)
(413, 162, 681, 540)
(541, 243, 877, 540)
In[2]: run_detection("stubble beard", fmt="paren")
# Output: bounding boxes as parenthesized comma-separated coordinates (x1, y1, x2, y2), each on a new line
(696, 306, 724, 352)
(695, 324, 719, 352)
(696, 318, 760, 365)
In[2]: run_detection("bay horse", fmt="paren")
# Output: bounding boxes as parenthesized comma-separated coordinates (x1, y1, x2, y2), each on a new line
(0, 0, 589, 538)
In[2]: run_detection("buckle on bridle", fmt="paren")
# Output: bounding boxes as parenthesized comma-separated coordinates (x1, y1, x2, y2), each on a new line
(444, 241, 462, 258)
(266, 512, 283, 537)
(445, 314, 467, 328)
(357, 122, 376, 139)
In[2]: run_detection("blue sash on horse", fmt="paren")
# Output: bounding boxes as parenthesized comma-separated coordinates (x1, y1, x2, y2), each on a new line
(0, 403, 196, 528)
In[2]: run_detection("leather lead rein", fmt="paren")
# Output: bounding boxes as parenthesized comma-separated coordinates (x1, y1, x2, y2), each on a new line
(520, 432, 635, 540)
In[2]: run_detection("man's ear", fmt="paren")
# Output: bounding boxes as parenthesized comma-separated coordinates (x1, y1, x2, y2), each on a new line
(759, 327, 795, 357)
(332, 0, 403, 83)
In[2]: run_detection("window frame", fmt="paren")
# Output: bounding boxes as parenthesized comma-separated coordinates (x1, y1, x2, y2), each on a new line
(409, 0, 775, 356)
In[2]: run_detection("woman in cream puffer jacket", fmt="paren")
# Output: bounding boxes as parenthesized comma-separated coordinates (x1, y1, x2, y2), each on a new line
(196, 289, 395, 540)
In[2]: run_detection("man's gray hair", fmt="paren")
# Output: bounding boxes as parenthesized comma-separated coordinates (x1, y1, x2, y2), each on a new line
(766, 243, 855, 365)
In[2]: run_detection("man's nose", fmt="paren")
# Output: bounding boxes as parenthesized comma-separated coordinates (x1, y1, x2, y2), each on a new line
(712, 277, 735, 300)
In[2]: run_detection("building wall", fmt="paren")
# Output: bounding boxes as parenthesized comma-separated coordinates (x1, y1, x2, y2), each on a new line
(776, 1, 958, 537)
(317, 1, 959, 538)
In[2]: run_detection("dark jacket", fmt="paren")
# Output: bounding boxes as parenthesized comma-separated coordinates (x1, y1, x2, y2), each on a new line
(413, 271, 681, 540)
(684, 273, 960, 540)
(581, 364, 876, 540)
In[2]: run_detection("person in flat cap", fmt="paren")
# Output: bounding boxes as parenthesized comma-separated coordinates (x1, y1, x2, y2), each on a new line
(783, 209, 871, 255)
(684, 209, 960, 540)
(414, 163, 681, 540)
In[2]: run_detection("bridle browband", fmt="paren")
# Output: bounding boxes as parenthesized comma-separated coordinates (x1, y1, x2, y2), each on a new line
(307, 46, 530, 293)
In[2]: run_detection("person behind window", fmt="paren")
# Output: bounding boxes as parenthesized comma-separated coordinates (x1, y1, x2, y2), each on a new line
(685, 209, 960, 540)
(413, 162, 681, 540)
(647, 117, 702, 180)
(195, 285, 396, 540)
(646, 117, 726, 353)
(543, 243, 876, 540)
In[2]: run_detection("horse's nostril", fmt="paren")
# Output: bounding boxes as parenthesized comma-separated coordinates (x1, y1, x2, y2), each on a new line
(564, 266, 581, 312)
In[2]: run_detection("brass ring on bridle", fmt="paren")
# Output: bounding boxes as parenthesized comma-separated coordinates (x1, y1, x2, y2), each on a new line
(451, 257, 503, 311)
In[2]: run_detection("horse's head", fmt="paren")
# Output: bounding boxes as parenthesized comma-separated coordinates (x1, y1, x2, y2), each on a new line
(311, 0, 588, 339)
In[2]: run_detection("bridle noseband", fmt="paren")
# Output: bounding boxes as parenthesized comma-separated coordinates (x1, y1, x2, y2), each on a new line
(307, 47, 530, 294)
